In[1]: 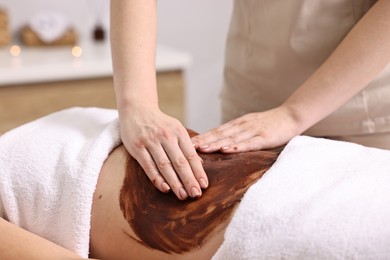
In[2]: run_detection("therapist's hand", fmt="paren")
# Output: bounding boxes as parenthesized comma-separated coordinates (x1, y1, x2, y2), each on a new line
(192, 106, 302, 153)
(119, 106, 208, 200)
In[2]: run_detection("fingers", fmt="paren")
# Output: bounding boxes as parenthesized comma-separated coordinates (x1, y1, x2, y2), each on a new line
(119, 108, 209, 200)
(134, 148, 172, 192)
(134, 130, 208, 201)
(178, 136, 209, 189)
(192, 122, 273, 153)
(192, 109, 298, 154)
(192, 122, 235, 149)
(219, 136, 267, 153)
(193, 121, 254, 153)
(161, 142, 204, 199)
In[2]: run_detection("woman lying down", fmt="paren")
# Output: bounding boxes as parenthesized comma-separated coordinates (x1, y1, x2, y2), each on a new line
(0, 107, 278, 259)
(1, 107, 390, 259)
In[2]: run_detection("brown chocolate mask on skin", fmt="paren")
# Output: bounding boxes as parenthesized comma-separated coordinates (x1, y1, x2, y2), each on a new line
(119, 130, 280, 254)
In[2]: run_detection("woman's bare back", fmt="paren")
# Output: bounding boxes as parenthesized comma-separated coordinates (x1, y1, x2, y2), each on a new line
(89, 139, 279, 259)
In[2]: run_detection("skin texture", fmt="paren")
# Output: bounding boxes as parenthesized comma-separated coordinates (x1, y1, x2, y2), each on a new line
(90, 131, 280, 259)
(0, 218, 84, 259)
(90, 145, 218, 260)
(111, 0, 390, 198)
(119, 130, 279, 254)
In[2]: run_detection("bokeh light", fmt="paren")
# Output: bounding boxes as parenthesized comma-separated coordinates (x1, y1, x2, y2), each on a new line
(71, 45, 83, 58)
(9, 45, 21, 57)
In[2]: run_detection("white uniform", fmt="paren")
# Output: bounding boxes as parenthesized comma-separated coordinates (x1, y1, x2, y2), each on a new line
(221, 0, 390, 140)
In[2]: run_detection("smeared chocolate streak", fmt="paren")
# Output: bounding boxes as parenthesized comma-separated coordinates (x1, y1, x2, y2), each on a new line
(119, 130, 280, 254)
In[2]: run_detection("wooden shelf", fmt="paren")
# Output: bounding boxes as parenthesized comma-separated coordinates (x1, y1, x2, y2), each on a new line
(0, 42, 190, 133)
(0, 70, 185, 133)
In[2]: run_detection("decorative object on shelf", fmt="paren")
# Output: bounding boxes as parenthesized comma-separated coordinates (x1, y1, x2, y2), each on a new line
(93, 24, 105, 41)
(92, 0, 106, 42)
(21, 12, 77, 46)
(0, 8, 11, 47)
(83, 0, 107, 42)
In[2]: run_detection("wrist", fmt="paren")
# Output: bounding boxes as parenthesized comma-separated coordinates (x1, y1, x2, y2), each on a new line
(116, 87, 159, 113)
(117, 99, 159, 117)
(114, 74, 159, 113)
(278, 103, 313, 136)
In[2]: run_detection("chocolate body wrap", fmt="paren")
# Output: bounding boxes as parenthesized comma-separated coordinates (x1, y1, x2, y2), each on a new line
(119, 130, 279, 254)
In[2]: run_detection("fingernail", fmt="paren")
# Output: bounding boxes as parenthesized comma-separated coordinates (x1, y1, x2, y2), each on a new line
(221, 146, 230, 150)
(199, 177, 208, 189)
(190, 187, 201, 198)
(161, 182, 170, 192)
(179, 188, 188, 200)
(200, 145, 209, 149)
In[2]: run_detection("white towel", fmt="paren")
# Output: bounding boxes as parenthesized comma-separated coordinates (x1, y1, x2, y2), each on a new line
(0, 107, 121, 258)
(213, 136, 390, 260)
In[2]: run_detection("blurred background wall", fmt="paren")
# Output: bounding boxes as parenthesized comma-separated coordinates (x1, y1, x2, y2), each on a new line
(157, 1, 233, 133)
(1, 0, 233, 133)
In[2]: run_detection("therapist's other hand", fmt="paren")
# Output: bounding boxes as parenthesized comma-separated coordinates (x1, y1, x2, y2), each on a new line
(192, 106, 302, 153)
(119, 106, 208, 200)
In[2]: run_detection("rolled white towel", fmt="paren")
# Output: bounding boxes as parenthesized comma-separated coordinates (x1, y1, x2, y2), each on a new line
(0, 107, 121, 257)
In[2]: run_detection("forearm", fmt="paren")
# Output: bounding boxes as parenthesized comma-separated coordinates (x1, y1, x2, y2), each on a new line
(110, 0, 158, 113)
(0, 218, 84, 259)
(283, 0, 390, 133)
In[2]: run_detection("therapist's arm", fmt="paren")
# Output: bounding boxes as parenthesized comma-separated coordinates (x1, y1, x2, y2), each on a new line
(0, 218, 84, 259)
(283, 0, 390, 136)
(193, 0, 390, 152)
(110, 0, 208, 199)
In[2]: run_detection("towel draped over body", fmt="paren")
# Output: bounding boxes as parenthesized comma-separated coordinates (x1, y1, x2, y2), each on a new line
(213, 136, 390, 259)
(0, 107, 121, 257)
